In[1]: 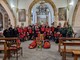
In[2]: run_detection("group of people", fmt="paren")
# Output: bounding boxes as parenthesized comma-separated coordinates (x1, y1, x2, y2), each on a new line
(3, 21, 74, 43)
(3, 25, 19, 37)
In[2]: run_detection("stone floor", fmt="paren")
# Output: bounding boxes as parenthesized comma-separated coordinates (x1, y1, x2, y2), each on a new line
(19, 41, 61, 60)
(0, 41, 80, 60)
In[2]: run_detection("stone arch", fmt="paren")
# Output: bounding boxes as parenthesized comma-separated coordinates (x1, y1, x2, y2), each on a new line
(0, 0, 16, 27)
(28, 0, 57, 26)
(72, 0, 80, 26)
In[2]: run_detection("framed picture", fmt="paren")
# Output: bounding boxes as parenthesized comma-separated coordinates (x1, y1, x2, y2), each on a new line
(58, 7, 67, 21)
(18, 9, 26, 22)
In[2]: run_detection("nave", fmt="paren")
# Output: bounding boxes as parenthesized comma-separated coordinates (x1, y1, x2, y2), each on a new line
(0, 0, 80, 60)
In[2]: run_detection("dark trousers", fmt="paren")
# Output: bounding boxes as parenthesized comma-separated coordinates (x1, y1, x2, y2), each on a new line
(28, 33, 33, 40)
(54, 37, 59, 43)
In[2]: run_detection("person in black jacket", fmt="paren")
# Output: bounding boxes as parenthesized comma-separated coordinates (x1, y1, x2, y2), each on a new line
(8, 25, 14, 37)
(13, 27, 19, 37)
(3, 28, 10, 37)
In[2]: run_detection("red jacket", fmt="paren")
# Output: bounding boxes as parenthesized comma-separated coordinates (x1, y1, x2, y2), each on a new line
(51, 27, 55, 32)
(54, 33, 62, 37)
(28, 29, 33, 34)
(41, 27, 45, 32)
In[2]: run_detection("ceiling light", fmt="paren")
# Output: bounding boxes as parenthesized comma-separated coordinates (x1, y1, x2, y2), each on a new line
(11, 3, 15, 8)
(69, 1, 74, 6)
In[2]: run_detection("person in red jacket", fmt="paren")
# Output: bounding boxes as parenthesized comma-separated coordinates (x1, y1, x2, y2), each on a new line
(50, 25, 55, 41)
(19, 26, 26, 42)
(45, 26, 51, 40)
(40, 25, 45, 40)
(23, 27, 28, 40)
(35, 26, 40, 38)
(27, 27, 33, 40)
(54, 31, 62, 43)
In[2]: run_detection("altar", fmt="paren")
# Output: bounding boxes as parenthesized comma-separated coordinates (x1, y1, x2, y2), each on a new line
(31, 0, 54, 26)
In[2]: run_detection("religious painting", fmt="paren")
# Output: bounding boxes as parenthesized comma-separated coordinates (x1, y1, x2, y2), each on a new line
(58, 7, 67, 21)
(0, 13, 3, 31)
(18, 9, 26, 22)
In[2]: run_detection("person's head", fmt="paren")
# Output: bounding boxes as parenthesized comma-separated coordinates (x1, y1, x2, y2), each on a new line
(58, 23, 61, 27)
(16, 25, 19, 28)
(8, 25, 12, 28)
(64, 21, 69, 28)
(57, 32, 60, 34)
(36, 37, 39, 41)
(52, 24, 54, 27)
(54, 31, 57, 34)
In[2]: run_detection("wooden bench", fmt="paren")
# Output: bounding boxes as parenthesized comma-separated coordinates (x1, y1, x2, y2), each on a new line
(0, 37, 22, 60)
(73, 51, 80, 60)
(62, 42, 80, 60)
(58, 38, 80, 53)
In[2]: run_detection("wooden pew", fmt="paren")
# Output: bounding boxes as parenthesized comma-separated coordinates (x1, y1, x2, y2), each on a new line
(73, 51, 80, 60)
(58, 38, 80, 53)
(62, 42, 80, 60)
(0, 37, 18, 60)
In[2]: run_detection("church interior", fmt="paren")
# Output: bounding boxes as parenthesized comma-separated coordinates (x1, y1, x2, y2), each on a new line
(0, 0, 80, 60)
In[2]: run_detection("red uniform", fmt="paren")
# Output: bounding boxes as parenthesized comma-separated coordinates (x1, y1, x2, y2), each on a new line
(35, 28, 40, 37)
(19, 28, 25, 39)
(40, 27, 45, 34)
(28, 29, 33, 34)
(28, 28, 33, 40)
(45, 28, 51, 36)
(54, 33, 62, 37)
(51, 27, 55, 32)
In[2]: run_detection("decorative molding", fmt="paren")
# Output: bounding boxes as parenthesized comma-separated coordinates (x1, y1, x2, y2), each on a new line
(0, 0, 16, 26)
(28, 0, 57, 25)
(72, 0, 80, 26)
(4, 0, 16, 26)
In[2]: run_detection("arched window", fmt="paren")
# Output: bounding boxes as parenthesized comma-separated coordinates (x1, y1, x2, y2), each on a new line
(0, 12, 3, 31)
(4, 14, 8, 28)
(0, 4, 10, 30)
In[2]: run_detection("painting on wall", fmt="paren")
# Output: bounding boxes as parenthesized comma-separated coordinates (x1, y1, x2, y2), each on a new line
(58, 7, 67, 21)
(18, 9, 26, 22)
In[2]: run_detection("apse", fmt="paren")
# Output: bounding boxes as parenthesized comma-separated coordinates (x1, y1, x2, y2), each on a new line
(31, 1, 54, 26)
